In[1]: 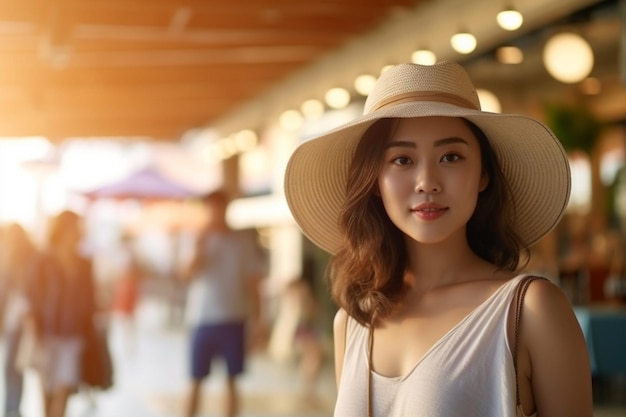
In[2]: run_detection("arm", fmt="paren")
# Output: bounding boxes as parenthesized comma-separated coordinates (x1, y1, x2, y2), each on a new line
(333, 308, 349, 388)
(519, 279, 593, 417)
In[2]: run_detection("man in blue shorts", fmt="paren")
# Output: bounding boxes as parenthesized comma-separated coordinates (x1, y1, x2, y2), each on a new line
(182, 190, 266, 417)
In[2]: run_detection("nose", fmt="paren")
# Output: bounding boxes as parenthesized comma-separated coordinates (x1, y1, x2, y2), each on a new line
(414, 163, 441, 194)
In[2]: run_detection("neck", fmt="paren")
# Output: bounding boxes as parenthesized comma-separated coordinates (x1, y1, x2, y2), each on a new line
(403, 234, 493, 292)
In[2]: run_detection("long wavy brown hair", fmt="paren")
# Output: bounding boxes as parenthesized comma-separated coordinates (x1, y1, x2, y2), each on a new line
(328, 117, 524, 326)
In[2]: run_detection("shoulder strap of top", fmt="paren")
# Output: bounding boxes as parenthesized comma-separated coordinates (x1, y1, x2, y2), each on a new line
(368, 324, 373, 417)
(513, 275, 548, 406)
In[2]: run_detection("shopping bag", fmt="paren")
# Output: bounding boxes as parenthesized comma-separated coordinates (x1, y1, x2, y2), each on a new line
(81, 316, 114, 390)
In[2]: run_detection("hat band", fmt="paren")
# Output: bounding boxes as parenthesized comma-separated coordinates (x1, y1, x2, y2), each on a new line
(367, 91, 480, 114)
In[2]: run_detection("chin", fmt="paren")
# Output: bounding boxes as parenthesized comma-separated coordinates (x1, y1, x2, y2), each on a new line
(404, 232, 450, 246)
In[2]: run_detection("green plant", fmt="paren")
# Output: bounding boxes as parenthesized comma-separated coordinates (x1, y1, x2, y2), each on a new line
(545, 103, 602, 154)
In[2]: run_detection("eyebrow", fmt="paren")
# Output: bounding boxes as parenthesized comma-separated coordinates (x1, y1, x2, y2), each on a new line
(385, 136, 470, 149)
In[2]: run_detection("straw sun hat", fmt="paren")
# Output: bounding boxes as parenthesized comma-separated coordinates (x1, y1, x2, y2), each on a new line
(284, 61, 571, 255)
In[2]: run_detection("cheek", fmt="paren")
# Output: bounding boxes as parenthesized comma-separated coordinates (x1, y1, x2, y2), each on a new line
(459, 174, 484, 211)
(378, 167, 414, 193)
(454, 163, 485, 191)
(377, 175, 412, 223)
(462, 174, 485, 193)
(377, 173, 406, 204)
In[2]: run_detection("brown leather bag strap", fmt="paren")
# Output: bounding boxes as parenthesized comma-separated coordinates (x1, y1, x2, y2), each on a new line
(512, 275, 547, 406)
(367, 325, 374, 417)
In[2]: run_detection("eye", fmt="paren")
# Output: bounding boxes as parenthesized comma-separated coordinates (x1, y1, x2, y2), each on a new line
(441, 153, 462, 163)
(391, 155, 412, 166)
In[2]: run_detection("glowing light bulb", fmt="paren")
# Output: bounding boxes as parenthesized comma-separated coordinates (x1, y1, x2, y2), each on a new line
(451, 32, 476, 54)
(497, 9, 523, 31)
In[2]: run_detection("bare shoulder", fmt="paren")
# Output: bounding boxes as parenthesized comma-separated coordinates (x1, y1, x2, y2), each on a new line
(333, 308, 350, 386)
(520, 278, 593, 416)
(522, 278, 576, 325)
(333, 308, 349, 336)
(520, 277, 583, 344)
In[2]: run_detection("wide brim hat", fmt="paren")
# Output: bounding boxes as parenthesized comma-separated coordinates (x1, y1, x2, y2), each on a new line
(284, 61, 571, 255)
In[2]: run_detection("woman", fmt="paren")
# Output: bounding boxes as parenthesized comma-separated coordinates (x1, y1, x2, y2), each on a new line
(284, 62, 592, 416)
(0, 223, 39, 417)
(30, 211, 96, 417)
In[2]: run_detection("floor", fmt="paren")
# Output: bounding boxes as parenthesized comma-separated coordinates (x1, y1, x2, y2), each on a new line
(4, 298, 337, 417)
(2, 297, 625, 417)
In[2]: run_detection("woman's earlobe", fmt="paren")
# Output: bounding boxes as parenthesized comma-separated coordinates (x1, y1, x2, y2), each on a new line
(479, 173, 489, 192)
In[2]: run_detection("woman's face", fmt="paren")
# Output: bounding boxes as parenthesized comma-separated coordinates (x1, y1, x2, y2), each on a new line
(377, 116, 488, 246)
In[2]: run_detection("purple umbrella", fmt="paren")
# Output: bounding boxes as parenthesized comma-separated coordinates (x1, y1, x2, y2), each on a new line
(83, 166, 199, 200)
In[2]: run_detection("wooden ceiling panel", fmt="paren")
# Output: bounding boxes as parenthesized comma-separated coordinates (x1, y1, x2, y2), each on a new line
(0, 64, 306, 89)
(0, 0, 417, 140)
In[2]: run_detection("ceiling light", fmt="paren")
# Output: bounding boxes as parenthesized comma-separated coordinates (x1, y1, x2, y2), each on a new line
(543, 32, 594, 83)
(325, 87, 351, 109)
(213, 137, 238, 160)
(450, 32, 477, 54)
(300, 99, 325, 119)
(279, 109, 304, 131)
(496, 46, 523, 64)
(411, 49, 437, 65)
(380, 65, 394, 74)
(354, 74, 377, 96)
(497, 8, 523, 31)
(232, 129, 258, 151)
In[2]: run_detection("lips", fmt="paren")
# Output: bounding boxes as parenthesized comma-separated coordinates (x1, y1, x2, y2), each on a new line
(411, 203, 448, 220)
(412, 203, 447, 212)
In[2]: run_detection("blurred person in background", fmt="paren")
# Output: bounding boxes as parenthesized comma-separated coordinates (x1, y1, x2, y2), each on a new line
(110, 231, 143, 356)
(0, 223, 40, 417)
(181, 190, 266, 417)
(283, 275, 326, 405)
(28, 210, 97, 417)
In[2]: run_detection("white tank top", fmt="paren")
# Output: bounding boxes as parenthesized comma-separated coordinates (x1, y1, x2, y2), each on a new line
(334, 275, 537, 417)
